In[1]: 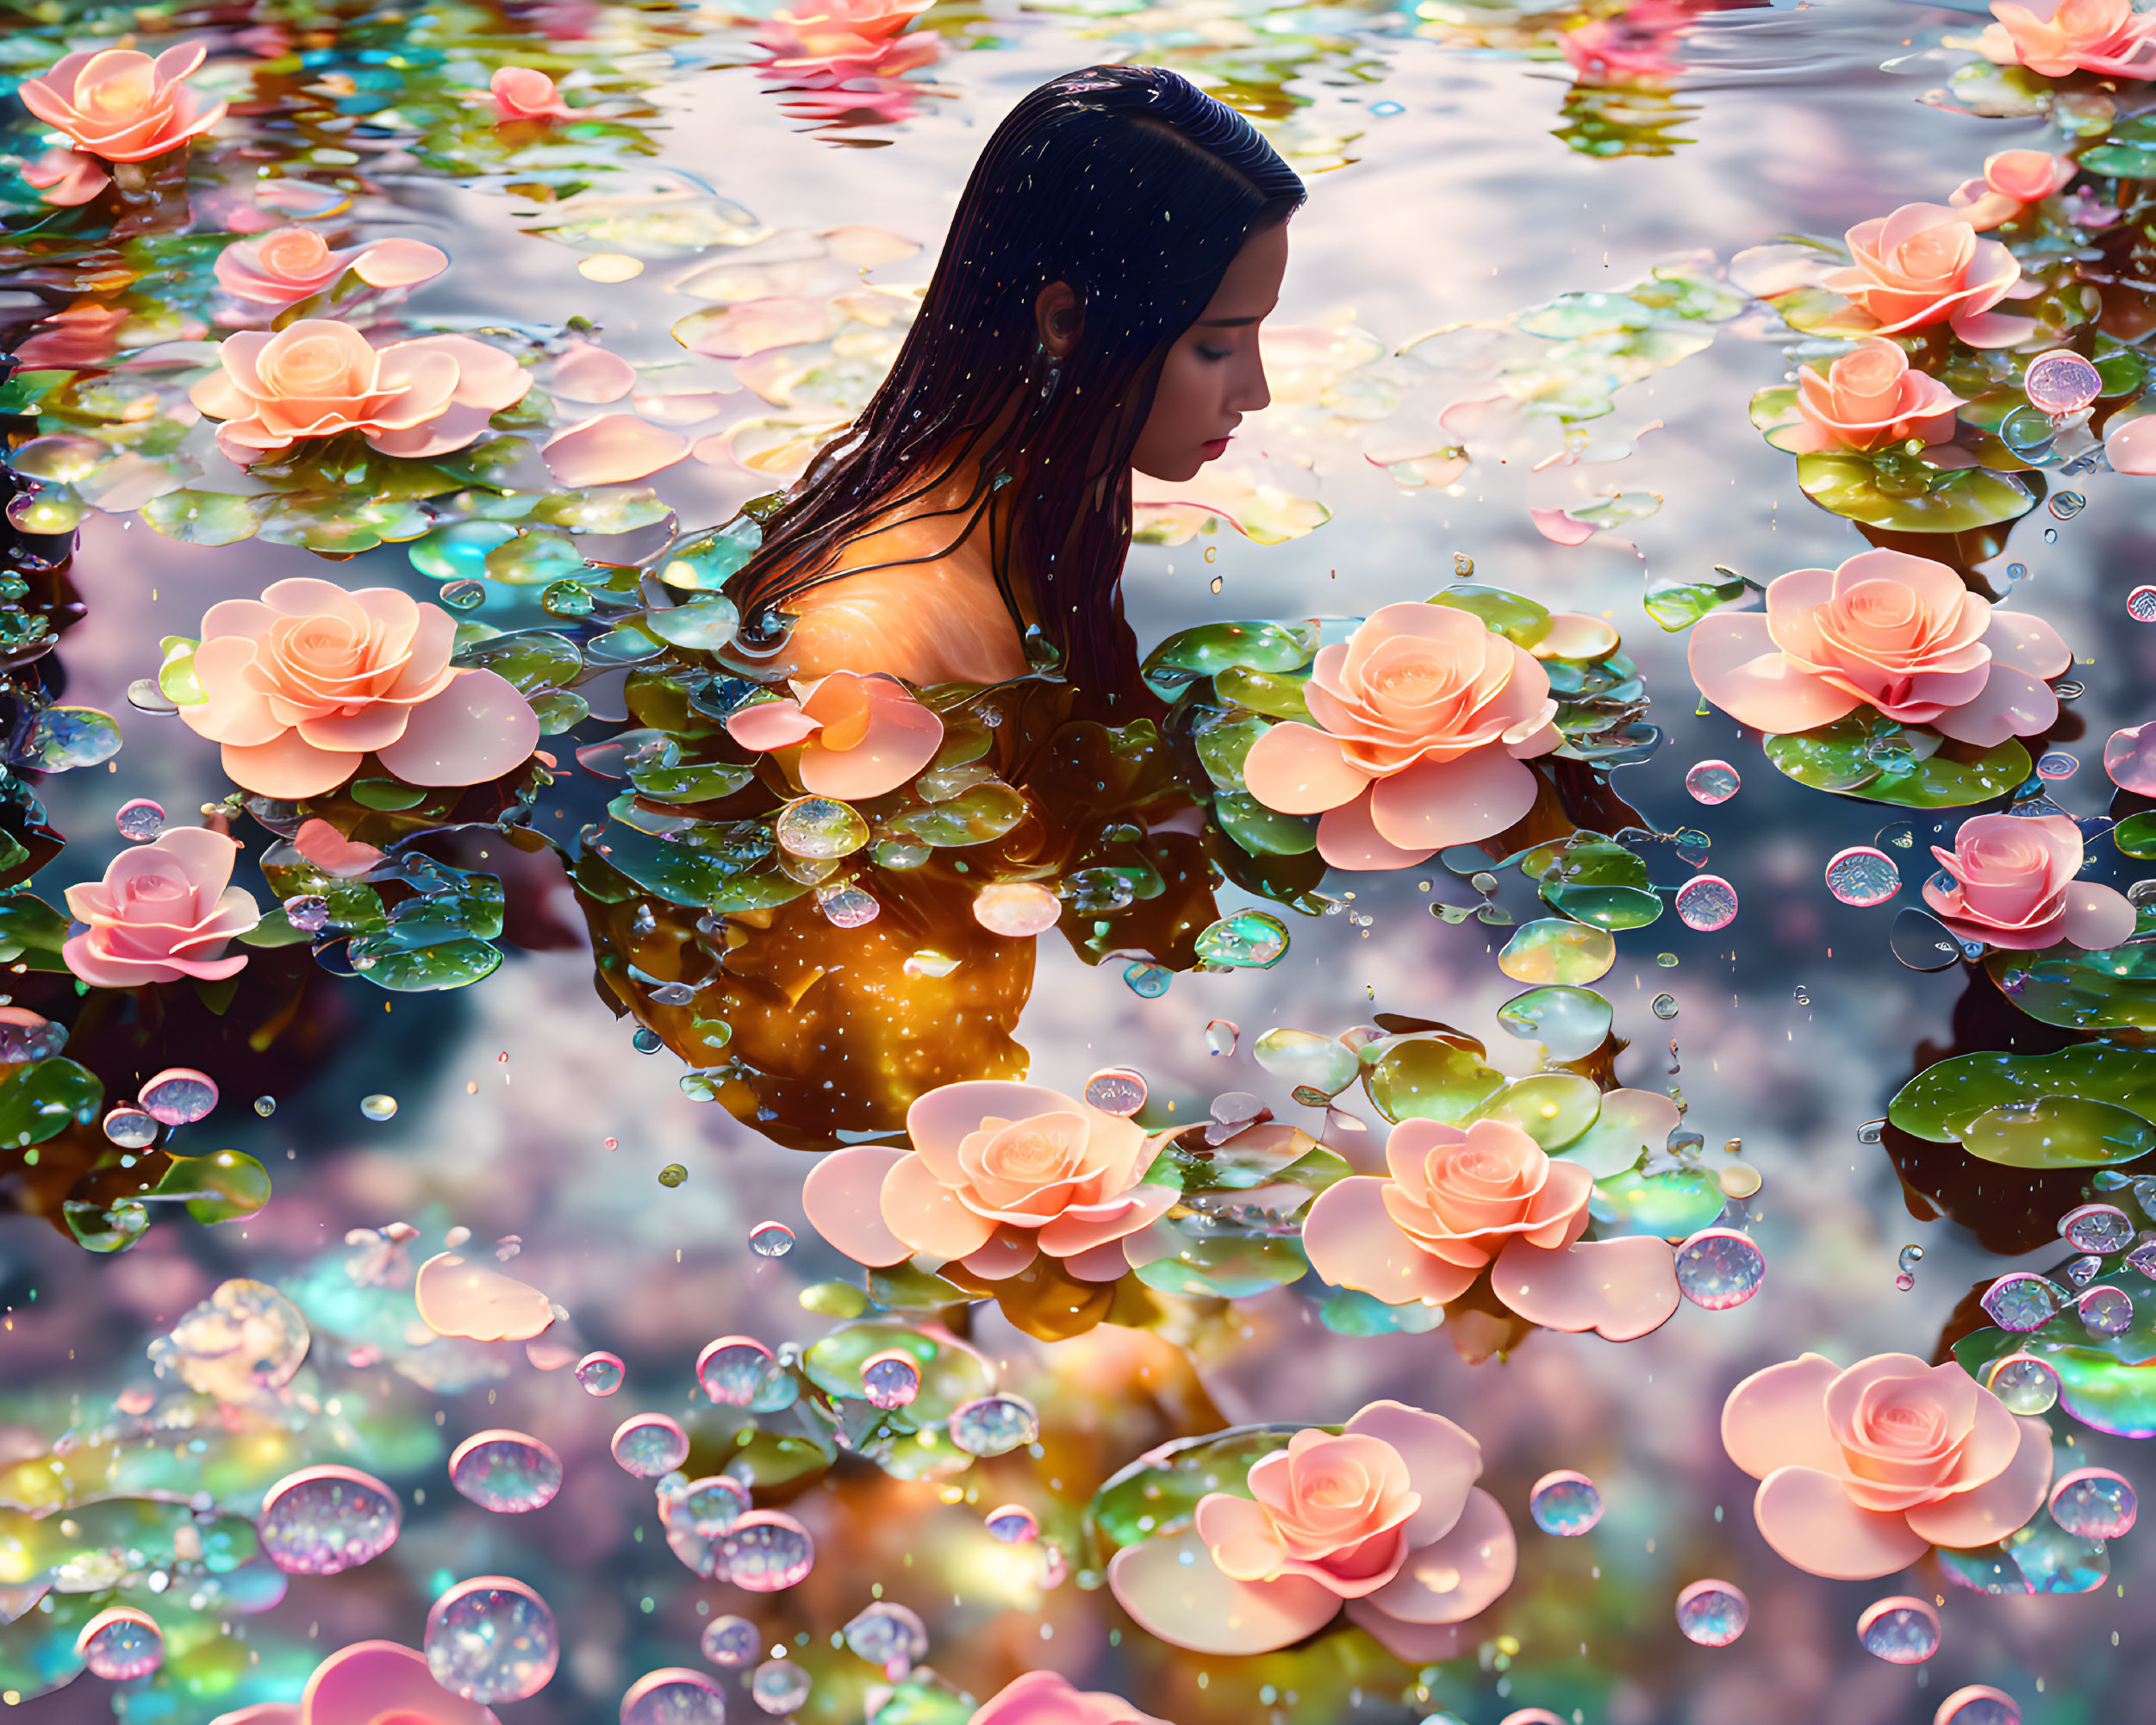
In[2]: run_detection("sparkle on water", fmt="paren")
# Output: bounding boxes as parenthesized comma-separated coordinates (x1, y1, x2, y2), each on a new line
(620, 1668, 730, 1725)
(1527, 1470, 1605, 1535)
(611, 1413, 691, 1479)
(1673, 1228, 1766, 1311)
(76, 1606, 165, 1680)
(257, 1465, 402, 1576)
(2048, 1467, 2137, 1540)
(576, 1351, 626, 1396)
(1824, 846, 1900, 908)
(717, 1510, 815, 1591)
(752, 1657, 813, 1716)
(1673, 875, 1738, 933)
(449, 1429, 565, 1513)
(1684, 760, 1741, 805)
(748, 1220, 794, 1257)
(1855, 1595, 1940, 1665)
(425, 1575, 560, 1703)
(701, 1613, 759, 1667)
(1674, 1579, 1749, 1647)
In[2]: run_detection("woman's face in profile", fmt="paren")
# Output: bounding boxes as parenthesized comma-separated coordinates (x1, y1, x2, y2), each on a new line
(1130, 221, 1288, 483)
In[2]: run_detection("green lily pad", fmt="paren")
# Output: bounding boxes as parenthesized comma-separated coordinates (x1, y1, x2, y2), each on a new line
(1431, 585, 1552, 649)
(139, 489, 271, 546)
(1212, 791, 1318, 856)
(153, 1149, 271, 1224)
(1362, 1032, 1507, 1124)
(1085, 1423, 1310, 1554)
(1889, 1043, 2156, 1167)
(801, 1319, 994, 1428)
(1588, 1168, 1726, 1238)
(1794, 451, 2037, 532)
(1986, 918, 2156, 1033)
(1141, 620, 1318, 698)
(451, 630, 583, 694)
(0, 1059, 103, 1149)
(1190, 708, 1268, 794)
(1960, 1097, 2156, 1168)
(1765, 714, 2031, 809)
(346, 935, 504, 991)
(1468, 1072, 1604, 1150)
(1643, 569, 1748, 632)
(2114, 813, 2156, 858)
(1212, 664, 1310, 718)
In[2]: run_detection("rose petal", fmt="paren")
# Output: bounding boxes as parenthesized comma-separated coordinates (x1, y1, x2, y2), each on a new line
(300, 1641, 498, 1725)
(1302, 1176, 1480, 1305)
(1193, 1491, 1289, 1582)
(221, 731, 364, 800)
(373, 669, 539, 788)
(1036, 1185, 1178, 1259)
(1902, 1414, 2053, 1548)
(1315, 789, 1439, 871)
(414, 1251, 555, 1342)
(1689, 611, 1862, 733)
(728, 699, 820, 752)
(2060, 882, 2138, 950)
(1106, 1529, 1338, 1654)
(801, 1145, 911, 1267)
(1928, 663, 2055, 747)
(351, 238, 449, 289)
(799, 679, 944, 800)
(1362, 1487, 1515, 1624)
(1981, 607, 2072, 682)
(881, 1149, 997, 1260)
(1241, 721, 1369, 815)
(1529, 507, 1597, 545)
(1488, 1235, 1679, 1341)
(1341, 1599, 1469, 1663)
(906, 1081, 1080, 1180)
(541, 414, 689, 486)
(960, 1229, 1039, 1280)
(1062, 1238, 1135, 1282)
(549, 342, 638, 403)
(1721, 1354, 1845, 1481)
(1751, 1465, 1930, 1580)
(290, 819, 383, 880)
(1343, 1401, 1481, 1547)
(1366, 747, 1541, 854)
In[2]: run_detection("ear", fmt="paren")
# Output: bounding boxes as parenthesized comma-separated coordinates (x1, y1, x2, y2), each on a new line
(1034, 281, 1083, 358)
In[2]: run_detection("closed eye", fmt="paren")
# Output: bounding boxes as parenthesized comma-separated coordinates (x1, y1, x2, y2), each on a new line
(1196, 344, 1233, 362)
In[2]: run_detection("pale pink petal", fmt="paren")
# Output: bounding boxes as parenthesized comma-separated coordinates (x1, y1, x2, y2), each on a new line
(261, 576, 369, 626)
(1316, 789, 1439, 871)
(1690, 612, 1861, 733)
(1529, 507, 1597, 545)
(960, 1229, 1039, 1280)
(373, 670, 539, 787)
(148, 825, 243, 902)
(350, 238, 448, 288)
(301, 1641, 499, 1725)
(364, 402, 495, 460)
(183, 635, 283, 744)
(398, 334, 530, 413)
(1037, 1186, 1177, 1258)
(2108, 723, 2156, 794)
(2106, 415, 2156, 475)
(1344, 1401, 1480, 1547)
(297, 704, 413, 753)
(209, 1706, 302, 1725)
(1950, 308, 2041, 348)
(414, 1251, 555, 1342)
(549, 343, 637, 403)
(1242, 721, 1369, 815)
(1721, 1354, 1844, 1480)
(1367, 746, 1540, 854)
(1342, 1600, 1468, 1663)
(1302, 1177, 1480, 1305)
(800, 684, 944, 800)
(801, 1145, 911, 1267)
(1489, 1235, 1679, 1341)
(727, 699, 820, 751)
(221, 732, 361, 799)
(1901, 1415, 2053, 1548)
(1106, 1530, 1338, 1654)
(676, 296, 841, 359)
(1981, 607, 2071, 682)
(1752, 1466, 1929, 1580)
(881, 1149, 998, 1260)
(2060, 882, 2138, 950)
(542, 414, 689, 486)
(1194, 1492, 1289, 1582)
(1363, 1487, 1515, 1624)
(291, 819, 383, 880)
(1062, 1238, 1136, 1281)
(1928, 663, 2056, 746)
(906, 1081, 1080, 1180)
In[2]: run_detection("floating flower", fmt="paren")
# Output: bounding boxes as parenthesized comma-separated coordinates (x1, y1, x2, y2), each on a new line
(1978, 0, 2156, 78)
(1821, 203, 2034, 350)
(1687, 548, 2070, 744)
(208, 1638, 500, 1725)
(1949, 150, 2078, 231)
(1240, 601, 1561, 871)
(1777, 338, 1964, 455)
(965, 1672, 1169, 1725)
(63, 826, 260, 989)
(214, 228, 448, 308)
(1722, 1352, 2053, 1579)
(178, 578, 539, 800)
(18, 43, 227, 164)
(801, 1080, 1176, 1282)
(1108, 1399, 1516, 1657)
(726, 672, 944, 800)
(1301, 1115, 1679, 1341)
(1921, 813, 2134, 951)
(1558, 0, 1694, 83)
(21, 147, 109, 207)
(489, 66, 572, 121)
(753, 0, 943, 84)
(188, 320, 530, 465)
(13, 301, 131, 368)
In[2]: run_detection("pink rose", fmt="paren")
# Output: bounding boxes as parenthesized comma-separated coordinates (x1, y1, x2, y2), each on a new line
(18, 43, 226, 164)
(215, 227, 448, 308)
(209, 1639, 499, 1725)
(754, 0, 943, 84)
(965, 1673, 1168, 1725)
(1109, 1399, 1516, 1658)
(1559, 0, 1694, 82)
(178, 577, 540, 800)
(801, 1080, 1178, 1283)
(489, 66, 571, 121)
(1302, 1114, 1679, 1342)
(1723, 1352, 2053, 1579)
(1821, 203, 2034, 350)
(1922, 813, 2135, 950)
(21, 147, 109, 207)
(1779, 338, 1964, 454)
(63, 826, 260, 989)
(726, 672, 944, 800)
(1949, 150, 2078, 231)
(188, 320, 530, 465)
(1241, 601, 1561, 871)
(1979, 0, 2156, 76)
(1688, 548, 2071, 744)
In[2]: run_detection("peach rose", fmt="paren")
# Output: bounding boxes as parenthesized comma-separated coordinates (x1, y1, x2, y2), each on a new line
(725, 672, 944, 800)
(188, 320, 530, 466)
(1302, 1114, 1679, 1342)
(1822, 203, 2034, 350)
(1979, 0, 2156, 77)
(63, 826, 260, 989)
(209, 1639, 500, 1725)
(1723, 1352, 2053, 1579)
(1779, 338, 1965, 454)
(1949, 150, 2078, 231)
(21, 147, 109, 207)
(178, 578, 540, 800)
(489, 66, 571, 121)
(215, 228, 448, 308)
(1109, 1399, 1516, 1659)
(1688, 548, 2070, 744)
(18, 43, 227, 164)
(801, 1080, 1177, 1282)
(1922, 813, 2134, 950)
(965, 1673, 1168, 1725)
(754, 0, 943, 83)
(1241, 601, 1561, 871)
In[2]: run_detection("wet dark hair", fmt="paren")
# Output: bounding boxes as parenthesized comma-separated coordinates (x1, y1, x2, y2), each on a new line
(727, 65, 1305, 711)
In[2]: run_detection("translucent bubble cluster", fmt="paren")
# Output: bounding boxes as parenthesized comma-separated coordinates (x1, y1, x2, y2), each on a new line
(1673, 1228, 1765, 1310)
(425, 1576, 559, 1703)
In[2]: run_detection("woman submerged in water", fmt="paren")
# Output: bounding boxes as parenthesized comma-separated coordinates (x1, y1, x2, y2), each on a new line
(726, 65, 1304, 711)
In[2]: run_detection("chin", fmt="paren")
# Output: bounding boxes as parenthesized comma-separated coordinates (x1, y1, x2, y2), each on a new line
(1133, 451, 1207, 483)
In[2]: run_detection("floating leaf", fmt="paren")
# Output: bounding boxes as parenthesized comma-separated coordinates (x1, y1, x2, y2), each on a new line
(0, 1059, 103, 1149)
(1889, 1043, 2156, 1164)
(1765, 714, 2031, 809)
(1793, 451, 2037, 532)
(139, 490, 271, 545)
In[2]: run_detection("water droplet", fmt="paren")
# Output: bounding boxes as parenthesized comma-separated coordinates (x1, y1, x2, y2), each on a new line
(948, 1393, 1040, 1457)
(657, 1163, 688, 1188)
(425, 1576, 559, 1703)
(1206, 1019, 1239, 1056)
(1674, 1579, 1748, 1647)
(985, 1504, 1039, 1543)
(749, 1220, 794, 1257)
(1496, 919, 1616, 985)
(1986, 1354, 2059, 1415)
(2024, 351, 2101, 417)
(102, 1105, 158, 1149)
(439, 578, 489, 611)
(815, 882, 880, 927)
(972, 881, 1062, 937)
(2034, 750, 2078, 782)
(2059, 1202, 2133, 1253)
(2130, 585, 2156, 622)
(1890, 906, 1964, 971)
(1371, 98, 1405, 115)
(1685, 760, 1741, 804)
(450, 1430, 564, 1513)
(1897, 1244, 1924, 1275)
(139, 1068, 216, 1126)
(842, 1600, 926, 1672)
(2047, 489, 2086, 520)
(1824, 846, 1900, 907)
(2005, 562, 2029, 583)
(1934, 1686, 2022, 1725)
(2049, 1467, 2135, 1538)
(1674, 1228, 1766, 1310)
(775, 796, 869, 860)
(622, 1669, 729, 1725)
(575, 1351, 625, 1397)
(1717, 1161, 1763, 1199)
(361, 1093, 398, 1122)
(1856, 1119, 1885, 1145)
(1674, 875, 1737, 932)
(700, 1336, 782, 1406)
(752, 1658, 812, 1715)
(258, 1465, 402, 1575)
(1856, 1595, 1939, 1664)
(720, 1510, 815, 1591)
(2078, 1283, 2134, 1336)
(1651, 993, 1679, 1019)
(1122, 961, 1172, 998)
(76, 1607, 165, 1679)
(701, 1615, 759, 1667)
(1194, 909, 1290, 968)
(1894, 1273, 1916, 1292)
(114, 799, 165, 843)
(2045, 526, 2059, 545)
(252, 1094, 277, 1118)
(1083, 1068, 1148, 1116)
(860, 1349, 921, 1410)
(2065, 1253, 2103, 1286)
(632, 1028, 664, 1054)
(1981, 1273, 2061, 1332)
(610, 1413, 690, 1479)
(1528, 1470, 1605, 1535)
(284, 893, 330, 932)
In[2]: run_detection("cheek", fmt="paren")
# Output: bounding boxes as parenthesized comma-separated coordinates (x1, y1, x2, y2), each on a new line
(1150, 350, 1212, 437)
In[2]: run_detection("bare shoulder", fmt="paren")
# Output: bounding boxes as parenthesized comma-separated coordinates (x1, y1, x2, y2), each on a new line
(781, 553, 1028, 686)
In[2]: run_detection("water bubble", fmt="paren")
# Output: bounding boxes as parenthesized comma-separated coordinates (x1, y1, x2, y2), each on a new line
(1122, 961, 1172, 998)
(2034, 750, 2078, 782)
(1855, 1595, 1939, 1664)
(700, 1336, 782, 1406)
(971, 881, 1062, 937)
(1981, 1273, 2061, 1332)
(2130, 585, 2156, 623)
(361, 1093, 398, 1122)
(842, 1601, 927, 1673)
(752, 1659, 811, 1716)
(1083, 1067, 1148, 1116)
(2077, 1284, 2134, 1336)
(611, 1413, 690, 1478)
(1856, 1119, 1885, 1144)
(776, 796, 869, 860)
(284, 894, 330, 932)
(258, 1465, 401, 1575)
(103, 1105, 159, 1149)
(1674, 875, 1737, 932)
(1685, 760, 1741, 805)
(1897, 1244, 1924, 1275)
(621, 1669, 729, 1725)
(2049, 1467, 2135, 1538)
(425, 1576, 559, 1703)
(1890, 906, 1964, 971)
(1193, 909, 1290, 968)
(1674, 1579, 1748, 1647)
(2005, 562, 2028, 582)
(1651, 993, 1678, 1019)
(719, 1510, 815, 1591)
(139, 1068, 216, 1126)
(814, 883, 880, 927)
(748, 1220, 794, 1257)
(2024, 350, 2101, 417)
(701, 1614, 759, 1667)
(114, 800, 165, 843)
(1895, 1274, 1916, 1292)
(657, 1164, 688, 1188)
(2065, 1253, 2103, 1286)
(859, 1349, 921, 1410)
(949, 1393, 1040, 1457)
(1934, 1686, 2021, 1725)
(2045, 527, 2059, 545)
(576, 1351, 625, 1396)
(1527, 1470, 1605, 1535)
(985, 1504, 1040, 1543)
(1673, 1228, 1766, 1310)
(252, 1094, 277, 1118)
(2047, 489, 2086, 520)
(440, 578, 489, 611)
(1986, 1354, 2059, 1415)
(632, 1028, 664, 1054)
(76, 1606, 165, 1679)
(2059, 1202, 2133, 1254)
(1824, 846, 1900, 907)
(1206, 1019, 1240, 1056)
(449, 1430, 564, 1513)
(672, 1476, 750, 1537)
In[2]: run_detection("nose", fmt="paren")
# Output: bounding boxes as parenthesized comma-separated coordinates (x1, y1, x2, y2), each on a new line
(1230, 344, 1270, 417)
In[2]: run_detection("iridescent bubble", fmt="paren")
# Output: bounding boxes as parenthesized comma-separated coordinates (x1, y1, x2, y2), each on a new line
(2034, 750, 2078, 781)
(971, 881, 1062, 937)
(2047, 489, 2086, 520)
(139, 1068, 216, 1126)
(748, 1221, 794, 1257)
(2049, 1467, 2136, 1538)
(1527, 1470, 1604, 1535)
(115, 800, 165, 843)
(253, 1095, 276, 1117)
(2059, 1202, 2133, 1254)
(860, 1349, 921, 1410)
(576, 1351, 625, 1396)
(676, 1475, 750, 1536)
(948, 1393, 1040, 1457)
(985, 1504, 1039, 1543)
(1206, 1019, 1239, 1056)
(1651, 993, 1678, 1019)
(76, 1606, 165, 1679)
(2023, 349, 2101, 416)
(621, 1668, 728, 1725)
(1980, 1273, 2061, 1332)
(701, 1614, 758, 1667)
(284, 894, 330, 932)
(1673, 1228, 1766, 1311)
(815, 883, 880, 927)
(449, 1430, 564, 1513)
(2129, 585, 2156, 623)
(425, 1576, 559, 1703)
(719, 1510, 815, 1591)
(258, 1465, 401, 1575)
(1898, 1244, 1924, 1276)
(361, 1093, 399, 1121)
(1674, 1579, 1748, 1647)
(1855, 1595, 1939, 1664)
(2078, 1284, 2134, 1336)
(752, 1659, 811, 1716)
(1685, 760, 1741, 805)
(440, 578, 489, 611)
(1497, 918, 1617, 985)
(1674, 875, 1738, 932)
(776, 796, 869, 860)
(842, 1601, 926, 1672)
(1824, 846, 1900, 907)
(103, 1105, 158, 1149)
(1934, 1686, 2021, 1725)
(610, 1413, 689, 1479)
(1122, 961, 1172, 998)
(1986, 1354, 2059, 1415)
(1082, 1067, 1148, 1116)
(699, 1336, 779, 1407)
